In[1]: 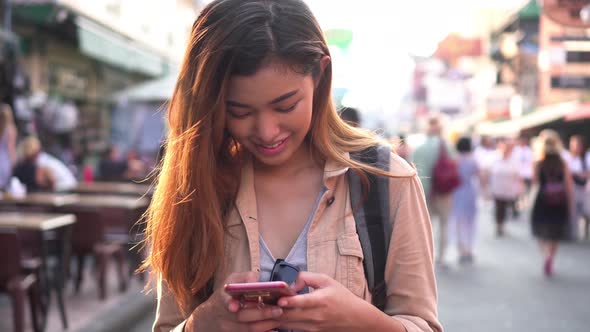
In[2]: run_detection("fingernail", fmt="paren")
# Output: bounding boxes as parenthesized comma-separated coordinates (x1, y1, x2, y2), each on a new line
(272, 308, 283, 317)
(278, 299, 287, 307)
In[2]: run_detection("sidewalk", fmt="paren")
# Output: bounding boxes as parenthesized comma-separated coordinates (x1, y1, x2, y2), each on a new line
(0, 266, 156, 332)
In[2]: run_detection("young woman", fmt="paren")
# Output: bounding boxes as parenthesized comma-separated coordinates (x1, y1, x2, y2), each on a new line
(144, 1, 441, 331)
(531, 130, 573, 277)
(451, 137, 480, 264)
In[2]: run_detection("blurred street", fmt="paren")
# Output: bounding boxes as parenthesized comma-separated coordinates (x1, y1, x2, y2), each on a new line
(437, 199, 590, 332)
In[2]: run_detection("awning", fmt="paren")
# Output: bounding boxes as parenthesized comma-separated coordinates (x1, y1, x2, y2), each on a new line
(564, 103, 590, 121)
(476, 101, 580, 137)
(111, 74, 178, 102)
(76, 17, 166, 77)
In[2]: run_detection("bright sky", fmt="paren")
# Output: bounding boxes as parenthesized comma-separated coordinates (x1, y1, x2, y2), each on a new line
(304, 0, 529, 129)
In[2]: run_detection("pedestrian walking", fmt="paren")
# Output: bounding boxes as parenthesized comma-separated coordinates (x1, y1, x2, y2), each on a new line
(562, 135, 590, 240)
(511, 135, 534, 215)
(412, 114, 459, 266)
(451, 137, 480, 264)
(489, 140, 522, 237)
(143, 1, 442, 332)
(531, 130, 573, 277)
(473, 135, 497, 198)
(0, 104, 18, 191)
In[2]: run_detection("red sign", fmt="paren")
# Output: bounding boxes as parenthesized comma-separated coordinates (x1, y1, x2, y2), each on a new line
(434, 34, 483, 61)
(543, 0, 590, 28)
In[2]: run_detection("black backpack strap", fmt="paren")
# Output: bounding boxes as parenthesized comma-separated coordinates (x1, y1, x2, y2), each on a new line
(348, 145, 391, 311)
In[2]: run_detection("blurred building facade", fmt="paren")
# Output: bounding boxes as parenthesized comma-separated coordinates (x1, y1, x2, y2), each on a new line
(483, 0, 590, 140)
(1, 0, 199, 160)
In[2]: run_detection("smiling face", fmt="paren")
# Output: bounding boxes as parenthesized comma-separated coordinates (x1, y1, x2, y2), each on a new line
(225, 62, 316, 170)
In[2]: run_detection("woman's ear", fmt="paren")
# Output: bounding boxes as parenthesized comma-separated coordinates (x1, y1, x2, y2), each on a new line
(315, 55, 331, 87)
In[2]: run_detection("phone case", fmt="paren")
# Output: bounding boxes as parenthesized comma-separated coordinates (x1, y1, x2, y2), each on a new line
(224, 281, 296, 305)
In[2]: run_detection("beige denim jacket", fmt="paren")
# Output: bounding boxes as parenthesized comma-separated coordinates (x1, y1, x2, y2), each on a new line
(153, 152, 443, 332)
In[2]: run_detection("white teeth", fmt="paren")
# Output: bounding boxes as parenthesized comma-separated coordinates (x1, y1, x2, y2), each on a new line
(261, 140, 283, 148)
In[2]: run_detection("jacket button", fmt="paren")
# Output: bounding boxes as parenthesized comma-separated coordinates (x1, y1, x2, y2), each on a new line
(327, 197, 335, 206)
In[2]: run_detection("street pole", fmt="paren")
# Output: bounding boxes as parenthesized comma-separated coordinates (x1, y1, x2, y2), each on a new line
(2, 0, 12, 32)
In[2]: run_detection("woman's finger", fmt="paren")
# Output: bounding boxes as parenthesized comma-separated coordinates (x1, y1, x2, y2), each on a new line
(278, 290, 323, 309)
(247, 319, 282, 332)
(290, 272, 332, 292)
(276, 307, 310, 322)
(236, 306, 283, 323)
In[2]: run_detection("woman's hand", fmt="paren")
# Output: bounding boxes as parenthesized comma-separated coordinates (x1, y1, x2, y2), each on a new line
(276, 272, 379, 332)
(187, 271, 283, 332)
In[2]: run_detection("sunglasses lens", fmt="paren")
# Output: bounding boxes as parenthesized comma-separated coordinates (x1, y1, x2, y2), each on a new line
(275, 265, 298, 284)
(270, 260, 299, 285)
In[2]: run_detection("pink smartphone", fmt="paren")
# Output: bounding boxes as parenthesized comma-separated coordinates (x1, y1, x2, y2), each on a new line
(224, 281, 296, 305)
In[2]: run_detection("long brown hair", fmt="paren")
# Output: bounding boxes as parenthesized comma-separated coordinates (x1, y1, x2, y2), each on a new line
(143, 0, 395, 313)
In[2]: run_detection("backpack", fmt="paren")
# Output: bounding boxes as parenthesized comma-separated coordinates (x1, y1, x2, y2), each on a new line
(432, 140, 460, 194)
(348, 145, 391, 312)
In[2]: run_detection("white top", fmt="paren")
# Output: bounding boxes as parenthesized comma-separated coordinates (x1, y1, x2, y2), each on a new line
(489, 157, 522, 199)
(562, 151, 590, 175)
(37, 152, 78, 191)
(258, 187, 326, 284)
(474, 146, 498, 171)
(510, 145, 534, 180)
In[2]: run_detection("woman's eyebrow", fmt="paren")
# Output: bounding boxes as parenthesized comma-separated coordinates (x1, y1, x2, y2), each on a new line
(226, 89, 299, 108)
(268, 89, 298, 105)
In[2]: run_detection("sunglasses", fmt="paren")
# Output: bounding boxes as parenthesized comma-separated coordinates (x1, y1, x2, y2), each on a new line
(269, 259, 308, 295)
(270, 259, 299, 285)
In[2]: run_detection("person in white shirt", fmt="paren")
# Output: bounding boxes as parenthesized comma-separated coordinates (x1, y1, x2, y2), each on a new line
(19, 136, 77, 191)
(510, 136, 535, 216)
(562, 135, 590, 240)
(474, 136, 498, 198)
(489, 140, 523, 236)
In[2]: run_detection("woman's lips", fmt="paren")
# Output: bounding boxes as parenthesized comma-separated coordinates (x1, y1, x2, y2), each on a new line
(256, 137, 289, 156)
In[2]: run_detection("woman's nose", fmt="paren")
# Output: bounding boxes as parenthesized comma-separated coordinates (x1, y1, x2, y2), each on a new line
(255, 113, 280, 142)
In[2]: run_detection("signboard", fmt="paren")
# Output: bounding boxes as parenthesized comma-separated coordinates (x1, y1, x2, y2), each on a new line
(434, 34, 482, 62)
(486, 85, 515, 121)
(543, 0, 590, 28)
(550, 75, 590, 89)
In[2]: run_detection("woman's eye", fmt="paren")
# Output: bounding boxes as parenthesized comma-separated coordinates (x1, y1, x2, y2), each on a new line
(276, 102, 299, 113)
(227, 110, 251, 119)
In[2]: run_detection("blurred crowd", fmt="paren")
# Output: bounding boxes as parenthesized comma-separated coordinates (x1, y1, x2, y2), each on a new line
(402, 114, 589, 277)
(0, 103, 156, 197)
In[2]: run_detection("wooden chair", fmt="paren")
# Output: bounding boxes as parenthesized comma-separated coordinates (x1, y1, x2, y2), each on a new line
(70, 210, 128, 300)
(0, 230, 43, 332)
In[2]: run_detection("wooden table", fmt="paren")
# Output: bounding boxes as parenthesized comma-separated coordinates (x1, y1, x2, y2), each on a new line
(72, 182, 153, 197)
(0, 212, 75, 230)
(0, 193, 81, 211)
(0, 212, 76, 330)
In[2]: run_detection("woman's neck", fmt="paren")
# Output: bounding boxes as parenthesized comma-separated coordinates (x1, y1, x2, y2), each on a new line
(253, 142, 322, 179)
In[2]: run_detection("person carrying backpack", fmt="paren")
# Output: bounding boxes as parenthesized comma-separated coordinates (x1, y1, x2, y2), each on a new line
(412, 114, 459, 267)
(531, 130, 573, 277)
(143, 1, 442, 332)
